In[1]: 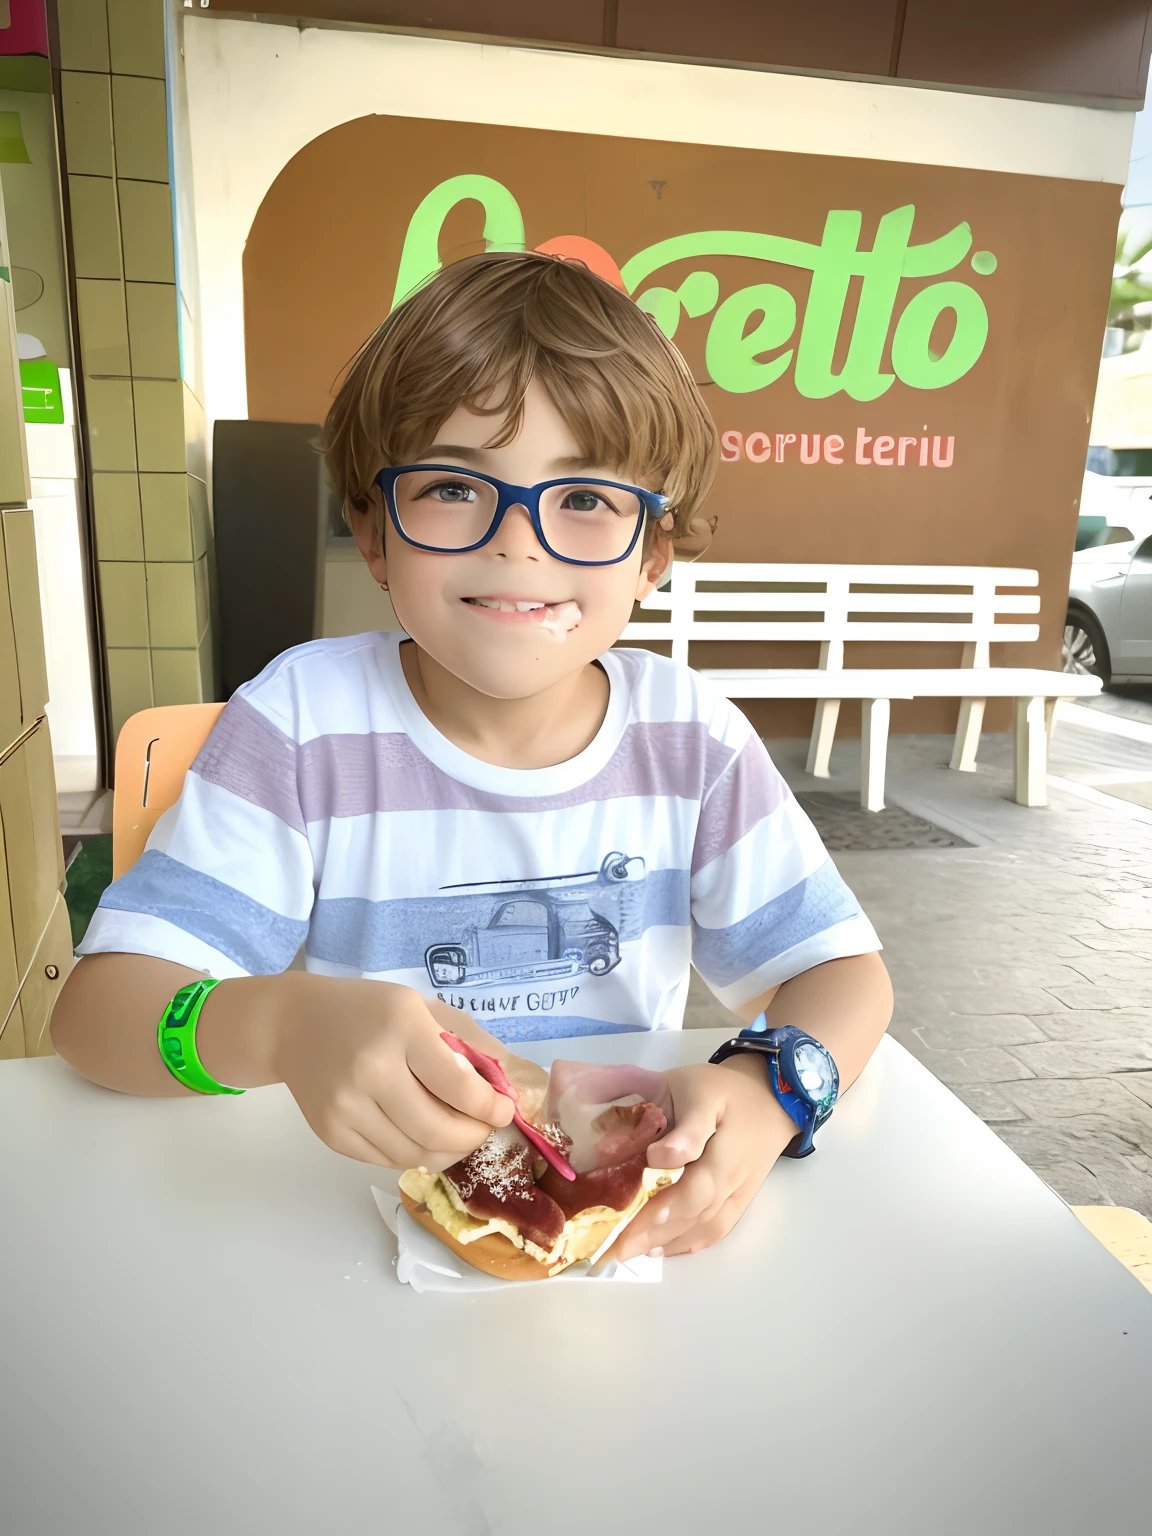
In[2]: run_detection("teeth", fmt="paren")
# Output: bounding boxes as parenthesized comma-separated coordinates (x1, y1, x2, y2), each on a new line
(465, 597, 548, 612)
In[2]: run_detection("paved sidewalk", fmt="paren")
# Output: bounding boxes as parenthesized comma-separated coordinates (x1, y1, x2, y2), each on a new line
(685, 712, 1152, 1220)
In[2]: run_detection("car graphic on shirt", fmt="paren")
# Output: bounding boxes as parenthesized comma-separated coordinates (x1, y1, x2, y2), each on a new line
(424, 852, 645, 988)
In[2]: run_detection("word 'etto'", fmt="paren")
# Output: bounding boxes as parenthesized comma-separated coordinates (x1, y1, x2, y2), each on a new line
(392, 175, 997, 403)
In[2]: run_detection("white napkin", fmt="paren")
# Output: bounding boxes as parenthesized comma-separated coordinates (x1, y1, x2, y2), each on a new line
(371, 1187, 663, 1293)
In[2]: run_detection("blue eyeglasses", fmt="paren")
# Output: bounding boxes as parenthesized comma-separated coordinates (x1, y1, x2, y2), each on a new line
(373, 465, 670, 567)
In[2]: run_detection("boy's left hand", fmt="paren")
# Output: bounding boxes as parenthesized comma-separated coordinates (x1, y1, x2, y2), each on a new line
(613, 1057, 797, 1261)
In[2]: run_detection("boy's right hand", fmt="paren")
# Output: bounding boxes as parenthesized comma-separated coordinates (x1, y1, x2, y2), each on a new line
(266, 978, 517, 1170)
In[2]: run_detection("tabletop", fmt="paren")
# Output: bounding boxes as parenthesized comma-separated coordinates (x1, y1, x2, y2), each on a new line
(1, 1031, 1150, 1536)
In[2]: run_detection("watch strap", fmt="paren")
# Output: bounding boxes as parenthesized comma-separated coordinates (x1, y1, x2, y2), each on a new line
(157, 979, 244, 1095)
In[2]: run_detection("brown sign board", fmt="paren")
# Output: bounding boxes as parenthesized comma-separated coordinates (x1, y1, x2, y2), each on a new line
(243, 114, 1120, 734)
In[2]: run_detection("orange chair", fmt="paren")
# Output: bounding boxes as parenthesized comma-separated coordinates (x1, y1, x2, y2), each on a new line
(111, 704, 225, 879)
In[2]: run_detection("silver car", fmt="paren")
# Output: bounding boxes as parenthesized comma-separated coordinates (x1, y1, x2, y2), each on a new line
(1065, 512, 1152, 685)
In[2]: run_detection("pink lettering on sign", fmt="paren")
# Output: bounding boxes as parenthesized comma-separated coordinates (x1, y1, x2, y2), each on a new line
(717, 430, 955, 467)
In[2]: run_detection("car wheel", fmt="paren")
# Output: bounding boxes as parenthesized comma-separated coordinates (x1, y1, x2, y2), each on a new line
(1063, 608, 1111, 687)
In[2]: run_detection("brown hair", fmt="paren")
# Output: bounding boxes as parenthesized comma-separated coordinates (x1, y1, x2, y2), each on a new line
(323, 251, 718, 555)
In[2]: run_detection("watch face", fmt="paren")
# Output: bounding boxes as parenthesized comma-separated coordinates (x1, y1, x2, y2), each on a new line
(791, 1040, 838, 1106)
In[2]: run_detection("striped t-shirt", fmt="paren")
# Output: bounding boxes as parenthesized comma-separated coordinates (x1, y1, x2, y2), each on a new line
(79, 632, 880, 1042)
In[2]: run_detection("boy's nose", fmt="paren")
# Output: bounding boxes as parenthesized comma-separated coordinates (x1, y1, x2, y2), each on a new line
(489, 502, 541, 560)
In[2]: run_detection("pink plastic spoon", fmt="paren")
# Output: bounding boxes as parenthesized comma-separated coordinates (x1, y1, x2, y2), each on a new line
(440, 1031, 576, 1181)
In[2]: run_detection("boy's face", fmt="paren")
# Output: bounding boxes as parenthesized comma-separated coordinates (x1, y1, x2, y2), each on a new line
(351, 378, 673, 700)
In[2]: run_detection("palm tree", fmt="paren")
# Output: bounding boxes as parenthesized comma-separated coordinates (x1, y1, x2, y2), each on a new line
(1110, 226, 1152, 329)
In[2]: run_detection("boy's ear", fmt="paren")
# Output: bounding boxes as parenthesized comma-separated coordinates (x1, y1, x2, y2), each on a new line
(348, 485, 390, 588)
(635, 515, 675, 601)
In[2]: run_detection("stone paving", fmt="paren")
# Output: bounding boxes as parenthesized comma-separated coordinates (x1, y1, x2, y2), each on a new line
(684, 710, 1152, 1219)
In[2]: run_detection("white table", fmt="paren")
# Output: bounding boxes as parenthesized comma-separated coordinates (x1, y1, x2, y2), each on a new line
(2, 1032, 1150, 1536)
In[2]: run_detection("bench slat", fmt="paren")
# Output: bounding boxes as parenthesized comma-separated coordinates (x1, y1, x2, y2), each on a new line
(697, 666, 1102, 699)
(621, 621, 1041, 643)
(682, 563, 1040, 586)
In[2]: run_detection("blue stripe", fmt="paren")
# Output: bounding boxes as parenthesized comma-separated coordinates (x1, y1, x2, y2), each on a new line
(692, 859, 862, 987)
(478, 1016, 650, 1045)
(307, 866, 691, 972)
(96, 850, 308, 975)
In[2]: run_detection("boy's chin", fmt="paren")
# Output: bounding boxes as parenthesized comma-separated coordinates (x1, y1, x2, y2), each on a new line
(450, 655, 593, 701)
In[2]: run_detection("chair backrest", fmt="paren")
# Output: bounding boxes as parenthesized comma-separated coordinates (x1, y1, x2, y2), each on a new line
(112, 703, 225, 879)
(619, 562, 1041, 667)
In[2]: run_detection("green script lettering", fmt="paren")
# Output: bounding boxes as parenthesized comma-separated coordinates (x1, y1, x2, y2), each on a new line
(390, 173, 525, 308)
(391, 177, 993, 397)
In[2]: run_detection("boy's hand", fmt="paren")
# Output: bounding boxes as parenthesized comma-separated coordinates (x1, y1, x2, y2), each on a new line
(613, 1057, 796, 1261)
(268, 978, 517, 1170)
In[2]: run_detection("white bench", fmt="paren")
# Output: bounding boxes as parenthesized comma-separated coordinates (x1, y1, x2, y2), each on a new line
(619, 562, 1102, 810)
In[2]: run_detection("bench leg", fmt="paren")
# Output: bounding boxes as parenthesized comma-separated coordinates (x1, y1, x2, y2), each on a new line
(1014, 696, 1048, 807)
(949, 697, 986, 772)
(806, 699, 840, 778)
(860, 698, 890, 812)
(1045, 697, 1060, 746)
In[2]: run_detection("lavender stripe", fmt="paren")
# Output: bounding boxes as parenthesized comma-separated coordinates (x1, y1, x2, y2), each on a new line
(692, 859, 861, 987)
(691, 737, 789, 874)
(191, 695, 305, 835)
(296, 721, 734, 820)
(478, 1016, 649, 1045)
(97, 849, 308, 975)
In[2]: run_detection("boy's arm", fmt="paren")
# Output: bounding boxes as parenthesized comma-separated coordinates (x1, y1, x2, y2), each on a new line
(734, 949, 893, 1093)
(51, 952, 283, 1096)
(50, 954, 519, 1170)
(614, 952, 891, 1262)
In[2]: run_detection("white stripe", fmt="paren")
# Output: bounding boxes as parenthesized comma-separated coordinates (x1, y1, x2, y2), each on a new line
(76, 910, 251, 980)
(149, 777, 314, 920)
(313, 797, 699, 901)
(690, 795, 829, 930)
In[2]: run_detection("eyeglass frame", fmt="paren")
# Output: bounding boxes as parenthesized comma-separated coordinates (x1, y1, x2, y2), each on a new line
(372, 464, 671, 568)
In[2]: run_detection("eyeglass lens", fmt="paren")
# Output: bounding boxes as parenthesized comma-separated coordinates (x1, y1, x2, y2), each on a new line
(391, 471, 643, 561)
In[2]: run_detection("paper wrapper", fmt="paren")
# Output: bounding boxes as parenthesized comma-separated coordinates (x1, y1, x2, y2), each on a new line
(371, 1187, 663, 1293)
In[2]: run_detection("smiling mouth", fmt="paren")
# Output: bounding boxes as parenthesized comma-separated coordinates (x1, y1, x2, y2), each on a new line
(461, 596, 583, 633)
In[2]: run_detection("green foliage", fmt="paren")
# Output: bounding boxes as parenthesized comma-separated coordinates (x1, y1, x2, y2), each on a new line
(1110, 226, 1152, 327)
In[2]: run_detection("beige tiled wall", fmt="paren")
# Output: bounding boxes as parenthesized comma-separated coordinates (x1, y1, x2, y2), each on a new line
(57, 0, 214, 742)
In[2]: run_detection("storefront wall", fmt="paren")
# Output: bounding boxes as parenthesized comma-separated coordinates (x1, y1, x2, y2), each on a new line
(180, 18, 1132, 734)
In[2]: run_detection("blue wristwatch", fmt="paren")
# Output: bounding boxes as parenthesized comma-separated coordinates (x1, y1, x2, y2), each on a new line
(708, 1019, 839, 1158)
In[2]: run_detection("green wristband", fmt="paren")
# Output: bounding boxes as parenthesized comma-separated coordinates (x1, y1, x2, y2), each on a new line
(157, 979, 244, 1095)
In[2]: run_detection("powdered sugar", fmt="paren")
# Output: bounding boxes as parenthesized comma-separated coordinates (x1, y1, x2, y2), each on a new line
(447, 1125, 535, 1202)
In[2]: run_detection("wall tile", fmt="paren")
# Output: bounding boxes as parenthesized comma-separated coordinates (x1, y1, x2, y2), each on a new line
(188, 474, 210, 560)
(85, 378, 137, 471)
(68, 175, 122, 280)
(140, 473, 191, 561)
(57, 0, 110, 73)
(182, 379, 206, 481)
(117, 179, 174, 282)
(145, 561, 198, 648)
(105, 647, 153, 739)
(108, 0, 166, 79)
(112, 75, 169, 183)
(92, 472, 143, 561)
(125, 282, 179, 377)
(150, 647, 202, 707)
(133, 379, 185, 472)
(99, 560, 149, 647)
(76, 278, 130, 377)
(2, 510, 49, 726)
(193, 552, 210, 641)
(60, 72, 114, 178)
(197, 628, 217, 702)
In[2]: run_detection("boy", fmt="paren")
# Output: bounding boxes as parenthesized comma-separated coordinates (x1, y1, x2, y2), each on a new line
(52, 252, 892, 1261)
